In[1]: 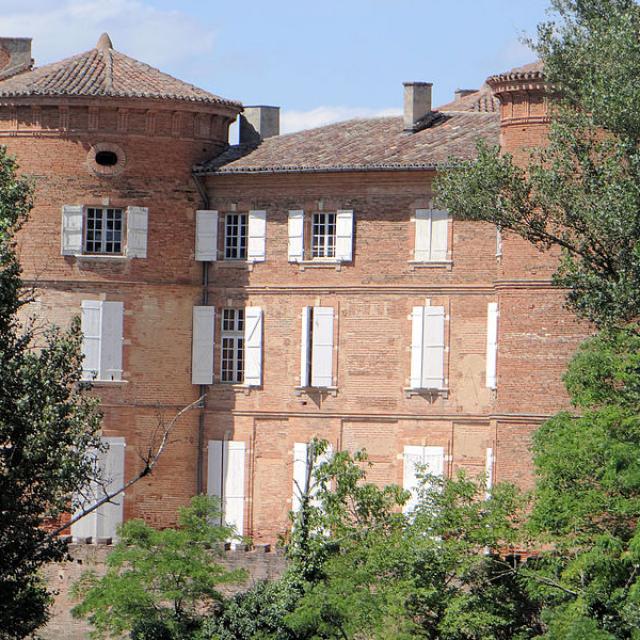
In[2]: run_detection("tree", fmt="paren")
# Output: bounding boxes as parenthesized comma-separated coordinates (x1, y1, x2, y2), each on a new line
(71, 496, 246, 640)
(0, 146, 104, 639)
(435, 0, 640, 327)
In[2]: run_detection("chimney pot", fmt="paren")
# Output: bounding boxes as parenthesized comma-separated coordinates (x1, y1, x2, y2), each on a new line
(239, 106, 280, 145)
(403, 82, 432, 131)
(0, 37, 32, 80)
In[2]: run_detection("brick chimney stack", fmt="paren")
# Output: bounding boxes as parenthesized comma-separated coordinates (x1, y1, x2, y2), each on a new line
(403, 82, 432, 131)
(239, 106, 280, 145)
(0, 37, 33, 80)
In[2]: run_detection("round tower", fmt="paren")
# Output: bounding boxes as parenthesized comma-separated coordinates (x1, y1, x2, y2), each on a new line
(0, 34, 243, 531)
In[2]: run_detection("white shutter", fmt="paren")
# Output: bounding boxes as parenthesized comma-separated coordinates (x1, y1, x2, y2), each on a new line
(61, 205, 83, 256)
(100, 302, 124, 382)
(96, 437, 125, 540)
(414, 209, 431, 261)
(486, 302, 499, 389)
(288, 210, 304, 262)
(192, 306, 215, 385)
(126, 206, 148, 258)
(311, 307, 334, 388)
(403, 445, 424, 513)
(403, 445, 445, 514)
(335, 209, 354, 262)
(247, 210, 266, 262)
(207, 440, 223, 506)
(71, 436, 125, 541)
(300, 306, 312, 387)
(244, 306, 263, 387)
(430, 210, 449, 261)
(195, 210, 218, 261)
(496, 226, 503, 257)
(485, 447, 494, 499)
(224, 441, 246, 537)
(410, 306, 425, 390)
(292, 442, 309, 513)
(422, 306, 445, 389)
(81, 301, 102, 380)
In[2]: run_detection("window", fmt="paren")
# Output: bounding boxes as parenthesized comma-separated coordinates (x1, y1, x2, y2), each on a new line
(71, 436, 126, 542)
(288, 210, 354, 262)
(300, 306, 334, 388)
(224, 213, 247, 260)
(312, 212, 336, 258)
(414, 209, 449, 262)
(208, 440, 246, 537)
(62, 205, 148, 258)
(403, 445, 445, 513)
(81, 300, 124, 382)
(85, 207, 123, 254)
(221, 308, 244, 383)
(409, 305, 446, 391)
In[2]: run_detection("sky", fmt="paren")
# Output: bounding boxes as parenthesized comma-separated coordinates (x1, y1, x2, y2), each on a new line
(0, 0, 552, 136)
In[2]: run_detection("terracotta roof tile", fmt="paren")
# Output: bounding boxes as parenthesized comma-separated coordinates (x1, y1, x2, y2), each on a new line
(488, 60, 544, 84)
(199, 88, 499, 175)
(0, 35, 241, 108)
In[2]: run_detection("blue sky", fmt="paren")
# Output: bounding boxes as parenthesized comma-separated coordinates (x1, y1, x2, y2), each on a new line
(0, 0, 552, 133)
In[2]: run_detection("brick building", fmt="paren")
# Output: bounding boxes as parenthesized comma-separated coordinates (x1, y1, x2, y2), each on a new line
(0, 35, 585, 543)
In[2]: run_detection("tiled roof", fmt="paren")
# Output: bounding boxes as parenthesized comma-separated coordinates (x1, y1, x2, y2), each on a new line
(436, 85, 499, 113)
(198, 89, 499, 175)
(0, 33, 241, 108)
(488, 61, 544, 84)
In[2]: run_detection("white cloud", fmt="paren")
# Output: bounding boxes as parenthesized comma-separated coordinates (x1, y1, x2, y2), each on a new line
(280, 106, 401, 134)
(0, 0, 216, 72)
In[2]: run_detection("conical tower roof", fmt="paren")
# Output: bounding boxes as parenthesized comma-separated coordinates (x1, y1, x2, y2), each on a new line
(0, 33, 241, 108)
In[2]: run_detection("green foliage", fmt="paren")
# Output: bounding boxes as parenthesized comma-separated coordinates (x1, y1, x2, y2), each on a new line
(0, 146, 103, 638)
(435, 0, 640, 327)
(71, 496, 246, 639)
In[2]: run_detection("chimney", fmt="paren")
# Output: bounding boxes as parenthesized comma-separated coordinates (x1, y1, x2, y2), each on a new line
(455, 88, 477, 100)
(0, 38, 33, 80)
(403, 82, 432, 131)
(239, 106, 280, 145)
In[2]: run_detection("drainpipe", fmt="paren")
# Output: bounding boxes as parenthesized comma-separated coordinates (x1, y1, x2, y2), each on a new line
(193, 172, 209, 495)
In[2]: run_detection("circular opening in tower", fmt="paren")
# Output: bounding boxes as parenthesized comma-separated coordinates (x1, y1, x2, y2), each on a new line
(95, 150, 119, 167)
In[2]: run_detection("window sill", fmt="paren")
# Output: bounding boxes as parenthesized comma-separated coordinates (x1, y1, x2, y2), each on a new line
(403, 387, 449, 399)
(293, 260, 346, 272)
(74, 254, 129, 262)
(213, 260, 258, 271)
(81, 379, 128, 387)
(294, 385, 338, 397)
(216, 383, 257, 395)
(408, 260, 453, 271)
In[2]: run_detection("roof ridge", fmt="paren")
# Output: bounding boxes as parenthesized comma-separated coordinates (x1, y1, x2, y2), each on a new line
(104, 47, 113, 91)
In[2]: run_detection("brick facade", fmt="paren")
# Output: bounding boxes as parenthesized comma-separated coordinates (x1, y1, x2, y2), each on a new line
(0, 40, 588, 549)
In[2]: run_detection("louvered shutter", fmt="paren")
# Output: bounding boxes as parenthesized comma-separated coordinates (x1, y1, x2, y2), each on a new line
(292, 442, 309, 513)
(414, 209, 431, 261)
(288, 210, 304, 262)
(403, 445, 445, 513)
(195, 210, 218, 261)
(61, 205, 83, 255)
(100, 302, 124, 382)
(403, 445, 424, 513)
(247, 210, 266, 262)
(335, 209, 354, 262)
(486, 302, 499, 389)
(410, 306, 425, 389)
(485, 447, 494, 499)
(192, 306, 215, 385)
(244, 306, 263, 386)
(311, 307, 334, 387)
(96, 437, 125, 540)
(207, 440, 223, 525)
(300, 307, 312, 387)
(81, 301, 102, 381)
(422, 306, 445, 389)
(430, 210, 449, 261)
(224, 441, 246, 537)
(126, 206, 148, 258)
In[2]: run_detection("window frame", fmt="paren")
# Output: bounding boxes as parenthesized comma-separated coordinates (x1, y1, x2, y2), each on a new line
(311, 212, 337, 259)
(221, 308, 245, 384)
(83, 206, 125, 256)
(224, 212, 248, 260)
